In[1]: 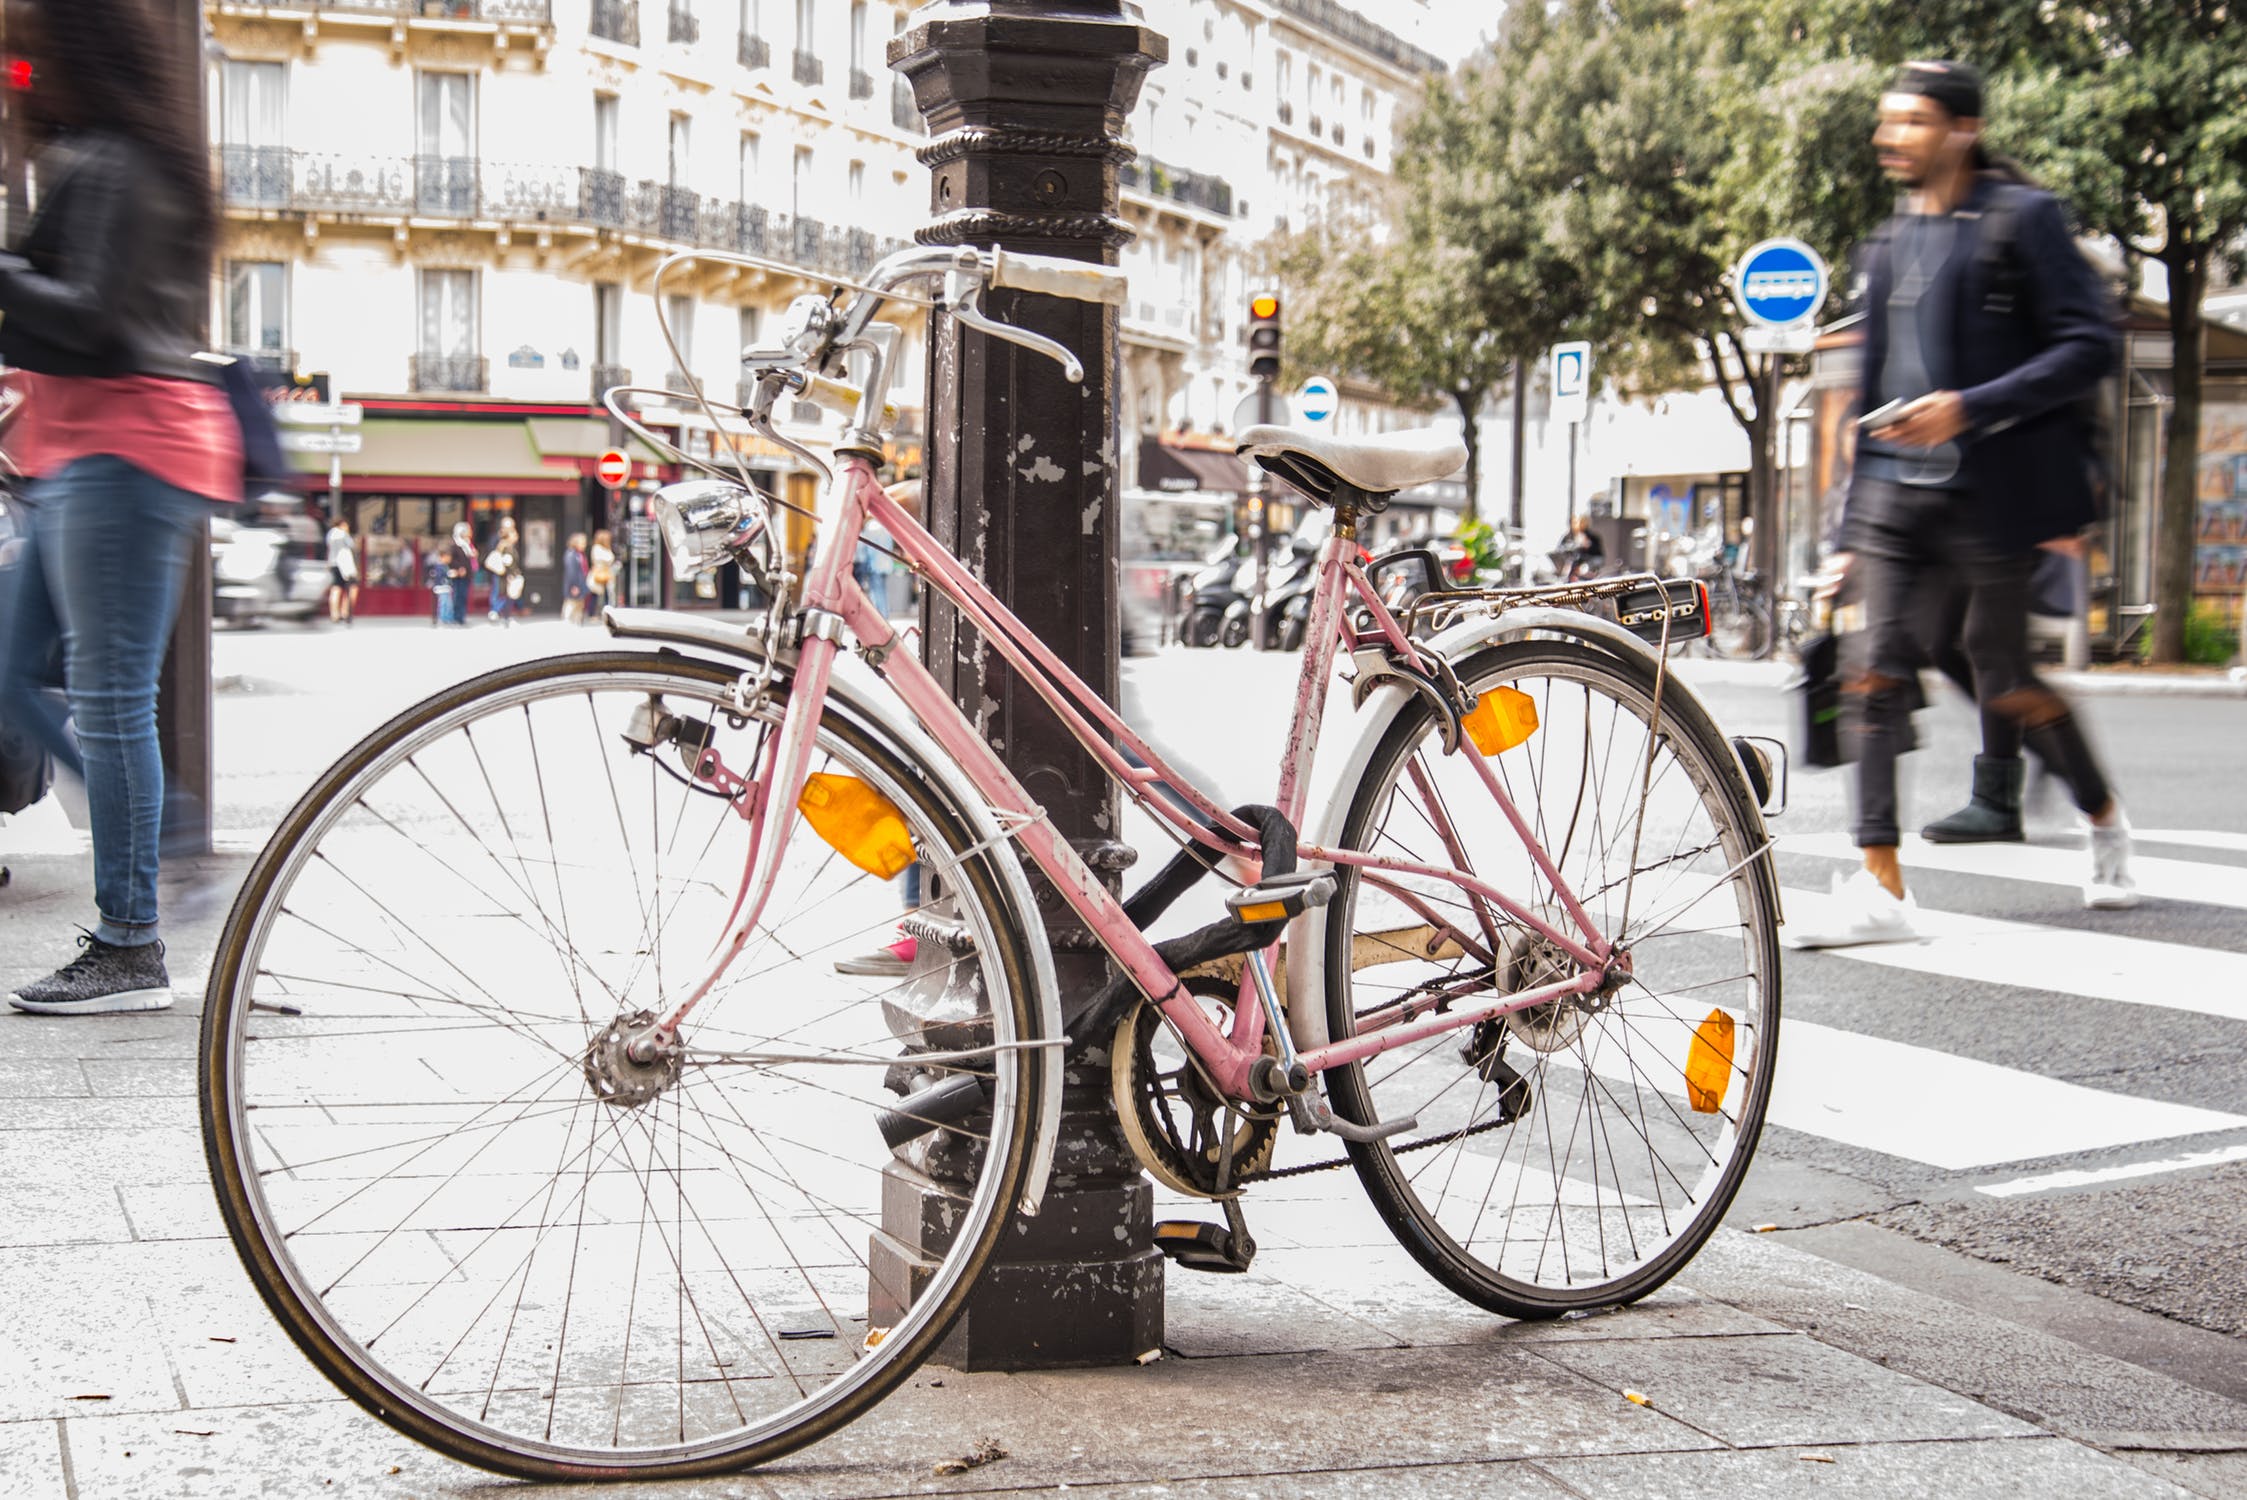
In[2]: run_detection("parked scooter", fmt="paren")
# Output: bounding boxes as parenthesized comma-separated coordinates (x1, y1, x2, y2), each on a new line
(1222, 527, 1324, 649)
(1179, 538, 1249, 648)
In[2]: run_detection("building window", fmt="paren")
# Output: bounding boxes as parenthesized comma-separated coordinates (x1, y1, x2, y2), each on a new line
(595, 283, 623, 366)
(848, 1, 871, 97)
(848, 159, 865, 203)
(417, 269, 482, 392)
(791, 144, 813, 219)
(739, 304, 762, 357)
(593, 93, 620, 171)
(416, 72, 477, 215)
(224, 261, 287, 363)
(666, 293, 696, 391)
(220, 60, 288, 205)
(792, 0, 821, 82)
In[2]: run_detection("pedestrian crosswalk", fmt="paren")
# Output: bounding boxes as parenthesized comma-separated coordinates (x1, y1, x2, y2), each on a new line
(1772, 830, 2247, 1187)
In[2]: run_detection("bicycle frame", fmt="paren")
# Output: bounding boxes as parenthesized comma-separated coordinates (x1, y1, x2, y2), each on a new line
(660, 454, 1618, 1102)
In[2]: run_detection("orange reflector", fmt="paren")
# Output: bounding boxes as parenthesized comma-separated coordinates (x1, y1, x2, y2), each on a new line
(1234, 900, 1290, 923)
(1462, 686, 1539, 756)
(1685, 1008, 1734, 1114)
(797, 773, 916, 878)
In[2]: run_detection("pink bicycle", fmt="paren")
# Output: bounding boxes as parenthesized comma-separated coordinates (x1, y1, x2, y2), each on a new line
(200, 245, 1782, 1480)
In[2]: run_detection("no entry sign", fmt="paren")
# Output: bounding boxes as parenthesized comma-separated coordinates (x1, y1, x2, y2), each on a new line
(597, 449, 632, 489)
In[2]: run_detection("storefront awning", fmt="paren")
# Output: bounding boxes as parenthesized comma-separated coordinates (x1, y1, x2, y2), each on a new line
(1138, 441, 1249, 495)
(525, 417, 671, 466)
(289, 419, 588, 494)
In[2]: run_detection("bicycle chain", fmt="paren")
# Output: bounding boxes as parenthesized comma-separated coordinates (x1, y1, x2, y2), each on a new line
(1230, 1110, 1522, 1183)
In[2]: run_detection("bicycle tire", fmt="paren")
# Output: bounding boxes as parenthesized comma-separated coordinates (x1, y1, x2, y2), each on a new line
(200, 649, 1046, 1481)
(1185, 607, 1224, 649)
(1322, 637, 1781, 1318)
(1707, 596, 1771, 659)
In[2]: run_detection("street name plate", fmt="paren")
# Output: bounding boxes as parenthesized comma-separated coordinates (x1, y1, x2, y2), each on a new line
(280, 429, 364, 454)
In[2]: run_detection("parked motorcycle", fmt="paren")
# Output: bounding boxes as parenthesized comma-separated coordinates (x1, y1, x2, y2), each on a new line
(212, 496, 328, 627)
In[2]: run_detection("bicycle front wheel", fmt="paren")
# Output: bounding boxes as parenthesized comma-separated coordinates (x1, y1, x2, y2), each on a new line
(200, 651, 1045, 1480)
(1323, 637, 1780, 1317)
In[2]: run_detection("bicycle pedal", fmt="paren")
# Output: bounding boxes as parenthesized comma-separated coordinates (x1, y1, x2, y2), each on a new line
(1154, 1219, 1256, 1274)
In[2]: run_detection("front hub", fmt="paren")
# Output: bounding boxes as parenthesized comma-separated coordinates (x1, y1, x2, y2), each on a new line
(583, 1010, 684, 1109)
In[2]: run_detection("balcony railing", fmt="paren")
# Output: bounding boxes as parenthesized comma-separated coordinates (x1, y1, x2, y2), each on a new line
(1331, 122, 1346, 146)
(1272, 0, 1447, 77)
(591, 0, 639, 45)
(739, 30, 770, 67)
(227, 0, 552, 19)
(592, 362, 632, 402)
(792, 50, 823, 85)
(1276, 101, 1292, 126)
(666, 3, 698, 44)
(848, 66, 875, 100)
(221, 149, 906, 277)
(1119, 153, 1235, 218)
(411, 353, 489, 393)
(892, 76, 922, 133)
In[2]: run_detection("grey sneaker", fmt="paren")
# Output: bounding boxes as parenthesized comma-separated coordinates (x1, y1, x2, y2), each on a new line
(2085, 810, 2139, 910)
(833, 934, 916, 977)
(7, 932, 174, 1014)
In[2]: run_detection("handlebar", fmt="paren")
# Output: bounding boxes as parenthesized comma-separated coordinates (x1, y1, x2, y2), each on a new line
(986, 249, 1130, 305)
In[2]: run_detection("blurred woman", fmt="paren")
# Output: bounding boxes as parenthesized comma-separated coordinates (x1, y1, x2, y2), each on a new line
(0, 0, 241, 1013)
(484, 515, 521, 625)
(588, 528, 615, 616)
(562, 531, 590, 624)
(325, 513, 359, 625)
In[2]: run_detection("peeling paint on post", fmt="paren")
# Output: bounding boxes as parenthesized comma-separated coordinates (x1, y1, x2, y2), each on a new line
(866, 0, 1168, 1371)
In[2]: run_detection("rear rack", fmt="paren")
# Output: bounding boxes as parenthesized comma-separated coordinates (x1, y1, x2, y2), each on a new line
(1402, 573, 1711, 647)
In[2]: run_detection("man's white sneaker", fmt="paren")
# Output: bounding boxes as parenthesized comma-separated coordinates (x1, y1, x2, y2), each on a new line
(2085, 810, 2139, 910)
(1784, 868, 1920, 949)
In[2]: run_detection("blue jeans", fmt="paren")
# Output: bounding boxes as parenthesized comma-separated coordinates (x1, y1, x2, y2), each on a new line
(0, 456, 207, 945)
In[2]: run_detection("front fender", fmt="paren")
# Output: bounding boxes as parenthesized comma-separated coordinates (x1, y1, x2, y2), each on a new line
(602, 609, 1067, 1216)
(1282, 607, 1771, 1055)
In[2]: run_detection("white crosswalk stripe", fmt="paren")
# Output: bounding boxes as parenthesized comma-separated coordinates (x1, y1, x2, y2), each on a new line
(1781, 830, 2247, 912)
(1766, 830, 2247, 1181)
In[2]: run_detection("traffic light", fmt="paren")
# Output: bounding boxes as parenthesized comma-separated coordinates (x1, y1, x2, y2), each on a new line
(1247, 291, 1282, 381)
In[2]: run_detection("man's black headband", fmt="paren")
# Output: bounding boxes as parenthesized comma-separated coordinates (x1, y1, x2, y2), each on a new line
(1890, 59, 1984, 121)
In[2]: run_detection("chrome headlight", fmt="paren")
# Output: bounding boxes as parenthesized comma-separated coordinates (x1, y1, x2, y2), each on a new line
(652, 480, 757, 580)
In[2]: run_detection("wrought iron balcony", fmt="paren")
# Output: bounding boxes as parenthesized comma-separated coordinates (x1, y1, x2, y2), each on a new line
(666, 3, 698, 44)
(590, 0, 639, 46)
(219, 149, 911, 270)
(228, 0, 552, 20)
(659, 182, 701, 241)
(411, 354, 489, 393)
(1119, 153, 1235, 218)
(849, 66, 875, 100)
(792, 49, 823, 86)
(592, 363, 632, 402)
(739, 30, 770, 67)
(1331, 122, 1345, 146)
(1276, 101, 1292, 125)
(892, 76, 922, 133)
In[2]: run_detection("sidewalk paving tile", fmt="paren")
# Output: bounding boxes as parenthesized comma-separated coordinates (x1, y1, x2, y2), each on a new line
(0, 1057, 90, 1098)
(1160, 1269, 1404, 1356)
(2118, 1449, 2247, 1500)
(1540, 1436, 2202, 1499)
(54, 1399, 498, 1500)
(78, 1058, 199, 1098)
(2, 1179, 136, 1247)
(1533, 1333, 2039, 1447)
(900, 1460, 1576, 1499)
(0, 1420, 69, 1500)
(1247, 1242, 1792, 1348)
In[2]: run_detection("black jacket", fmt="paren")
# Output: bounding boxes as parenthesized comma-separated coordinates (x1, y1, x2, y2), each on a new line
(0, 132, 215, 385)
(1849, 176, 2117, 552)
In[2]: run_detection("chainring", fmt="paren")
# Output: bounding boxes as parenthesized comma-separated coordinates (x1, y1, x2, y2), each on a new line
(1110, 978, 1280, 1199)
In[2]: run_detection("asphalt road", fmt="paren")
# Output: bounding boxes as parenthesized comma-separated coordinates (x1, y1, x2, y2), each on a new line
(103, 616, 2247, 1424)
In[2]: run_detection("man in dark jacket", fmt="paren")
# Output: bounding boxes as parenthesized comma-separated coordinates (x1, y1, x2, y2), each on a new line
(1790, 60, 2135, 948)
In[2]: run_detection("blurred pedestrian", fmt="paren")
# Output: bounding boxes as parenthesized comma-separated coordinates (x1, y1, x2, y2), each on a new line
(443, 521, 476, 626)
(588, 528, 615, 615)
(0, 0, 241, 1013)
(562, 531, 590, 624)
(326, 513, 358, 625)
(1555, 516, 1605, 581)
(484, 515, 521, 626)
(1792, 61, 2131, 949)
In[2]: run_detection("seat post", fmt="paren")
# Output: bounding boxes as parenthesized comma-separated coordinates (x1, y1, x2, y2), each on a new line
(1333, 493, 1360, 543)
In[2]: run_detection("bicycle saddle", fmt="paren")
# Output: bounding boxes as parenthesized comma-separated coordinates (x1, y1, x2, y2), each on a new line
(1235, 423, 1468, 504)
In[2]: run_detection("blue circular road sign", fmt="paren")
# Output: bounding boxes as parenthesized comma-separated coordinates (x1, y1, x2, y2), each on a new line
(1296, 375, 1338, 425)
(1733, 238, 1828, 328)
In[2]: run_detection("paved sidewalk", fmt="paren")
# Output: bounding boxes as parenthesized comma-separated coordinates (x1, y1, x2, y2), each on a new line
(2, 849, 2240, 1498)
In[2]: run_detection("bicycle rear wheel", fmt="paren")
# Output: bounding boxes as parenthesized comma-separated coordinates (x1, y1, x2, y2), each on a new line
(200, 651, 1045, 1480)
(1323, 637, 1780, 1316)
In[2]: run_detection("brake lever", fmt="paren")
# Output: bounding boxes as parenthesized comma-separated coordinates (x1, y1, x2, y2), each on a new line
(948, 286, 1085, 383)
